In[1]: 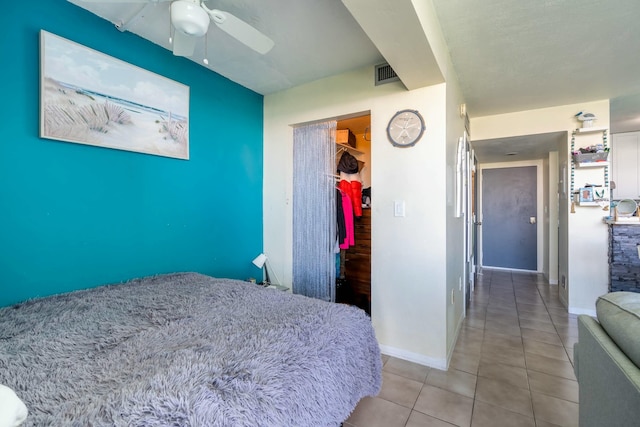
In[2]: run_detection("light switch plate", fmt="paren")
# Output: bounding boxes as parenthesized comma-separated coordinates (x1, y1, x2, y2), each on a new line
(394, 200, 405, 217)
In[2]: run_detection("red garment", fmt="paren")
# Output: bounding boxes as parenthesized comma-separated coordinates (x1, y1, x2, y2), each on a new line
(338, 188, 354, 250)
(350, 180, 362, 217)
(338, 179, 362, 218)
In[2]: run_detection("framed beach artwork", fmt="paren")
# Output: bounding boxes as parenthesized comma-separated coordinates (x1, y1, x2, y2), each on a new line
(40, 30, 189, 160)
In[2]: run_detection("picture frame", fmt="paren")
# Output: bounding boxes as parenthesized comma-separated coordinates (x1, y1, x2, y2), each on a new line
(40, 30, 190, 160)
(579, 187, 594, 203)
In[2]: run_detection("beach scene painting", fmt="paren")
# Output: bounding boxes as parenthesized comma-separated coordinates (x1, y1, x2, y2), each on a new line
(40, 31, 189, 160)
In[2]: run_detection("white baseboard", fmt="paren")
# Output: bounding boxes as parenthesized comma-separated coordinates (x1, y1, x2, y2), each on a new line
(569, 306, 596, 317)
(379, 345, 447, 371)
(481, 266, 539, 273)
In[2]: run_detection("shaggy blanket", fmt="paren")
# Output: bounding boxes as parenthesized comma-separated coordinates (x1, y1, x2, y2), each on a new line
(0, 273, 381, 426)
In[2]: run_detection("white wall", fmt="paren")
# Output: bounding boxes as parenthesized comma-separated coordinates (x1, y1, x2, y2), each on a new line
(264, 67, 452, 367)
(471, 100, 610, 315)
(412, 0, 468, 364)
(548, 150, 559, 285)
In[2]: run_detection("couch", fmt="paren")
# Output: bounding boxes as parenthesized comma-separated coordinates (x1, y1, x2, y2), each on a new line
(574, 292, 640, 427)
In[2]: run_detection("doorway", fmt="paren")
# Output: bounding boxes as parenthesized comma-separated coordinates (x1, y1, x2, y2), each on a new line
(335, 114, 371, 314)
(481, 166, 538, 270)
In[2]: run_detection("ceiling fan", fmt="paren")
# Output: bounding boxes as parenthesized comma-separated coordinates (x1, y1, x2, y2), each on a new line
(80, 0, 274, 57)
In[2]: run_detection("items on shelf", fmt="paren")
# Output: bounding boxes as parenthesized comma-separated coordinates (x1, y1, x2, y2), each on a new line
(570, 129, 609, 208)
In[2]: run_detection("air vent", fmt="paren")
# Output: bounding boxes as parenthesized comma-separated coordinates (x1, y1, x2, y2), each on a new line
(374, 63, 400, 86)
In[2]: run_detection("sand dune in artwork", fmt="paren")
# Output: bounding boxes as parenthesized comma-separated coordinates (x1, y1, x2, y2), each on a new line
(42, 77, 189, 159)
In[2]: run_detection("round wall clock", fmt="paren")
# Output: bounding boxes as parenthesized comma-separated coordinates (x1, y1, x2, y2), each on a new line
(386, 109, 426, 147)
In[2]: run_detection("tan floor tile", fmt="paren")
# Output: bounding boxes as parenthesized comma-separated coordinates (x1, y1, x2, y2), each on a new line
(549, 314, 578, 327)
(555, 325, 579, 338)
(464, 317, 486, 329)
(518, 318, 557, 333)
(517, 310, 552, 323)
(523, 338, 569, 361)
(483, 331, 524, 350)
(485, 320, 522, 336)
(455, 337, 483, 357)
(546, 306, 571, 317)
(525, 353, 576, 380)
(486, 312, 519, 324)
(515, 299, 542, 307)
(378, 371, 423, 408)
(559, 334, 579, 350)
(520, 328, 563, 346)
(405, 410, 457, 427)
(383, 356, 430, 382)
(345, 396, 411, 427)
(475, 376, 533, 417)
(426, 368, 477, 398)
(470, 400, 535, 427)
(354, 276, 573, 427)
(527, 370, 578, 403)
(531, 392, 578, 427)
(480, 346, 526, 369)
(381, 354, 390, 365)
(413, 385, 473, 427)
(534, 420, 563, 427)
(449, 350, 480, 375)
(517, 302, 549, 313)
(477, 361, 529, 389)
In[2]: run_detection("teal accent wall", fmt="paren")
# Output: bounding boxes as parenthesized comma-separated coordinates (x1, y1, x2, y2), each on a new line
(0, 1, 264, 306)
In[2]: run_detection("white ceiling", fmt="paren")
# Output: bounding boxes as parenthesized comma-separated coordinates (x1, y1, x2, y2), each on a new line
(68, 0, 640, 161)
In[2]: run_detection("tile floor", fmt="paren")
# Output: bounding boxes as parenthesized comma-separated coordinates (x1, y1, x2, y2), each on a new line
(345, 269, 579, 427)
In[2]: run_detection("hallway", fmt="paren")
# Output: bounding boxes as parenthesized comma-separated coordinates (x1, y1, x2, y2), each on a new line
(345, 269, 579, 427)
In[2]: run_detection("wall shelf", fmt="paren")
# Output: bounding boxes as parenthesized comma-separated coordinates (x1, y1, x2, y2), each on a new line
(575, 161, 609, 168)
(570, 128, 609, 194)
(575, 126, 608, 134)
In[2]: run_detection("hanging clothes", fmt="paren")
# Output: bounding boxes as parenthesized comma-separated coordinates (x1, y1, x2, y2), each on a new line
(338, 186, 354, 250)
(336, 188, 346, 244)
(337, 151, 363, 218)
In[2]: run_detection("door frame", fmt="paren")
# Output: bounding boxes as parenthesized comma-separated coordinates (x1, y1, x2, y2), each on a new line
(478, 159, 544, 272)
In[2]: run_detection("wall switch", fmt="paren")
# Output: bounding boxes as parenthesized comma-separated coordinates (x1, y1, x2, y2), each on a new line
(394, 200, 406, 217)
(451, 289, 455, 305)
(458, 277, 462, 291)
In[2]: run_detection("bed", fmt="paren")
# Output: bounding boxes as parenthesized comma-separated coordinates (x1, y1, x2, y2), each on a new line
(0, 273, 381, 426)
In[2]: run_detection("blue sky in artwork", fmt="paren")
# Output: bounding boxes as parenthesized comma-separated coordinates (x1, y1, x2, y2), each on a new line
(42, 31, 189, 117)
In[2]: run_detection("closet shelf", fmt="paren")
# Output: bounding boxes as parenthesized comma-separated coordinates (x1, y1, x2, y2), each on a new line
(336, 143, 364, 156)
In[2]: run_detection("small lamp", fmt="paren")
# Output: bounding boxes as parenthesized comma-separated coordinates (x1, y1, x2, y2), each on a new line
(252, 253, 283, 288)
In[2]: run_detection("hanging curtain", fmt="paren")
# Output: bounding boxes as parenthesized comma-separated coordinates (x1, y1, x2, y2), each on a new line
(292, 121, 337, 301)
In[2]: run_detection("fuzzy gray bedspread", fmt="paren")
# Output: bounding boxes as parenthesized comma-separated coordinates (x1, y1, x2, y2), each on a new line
(0, 273, 381, 426)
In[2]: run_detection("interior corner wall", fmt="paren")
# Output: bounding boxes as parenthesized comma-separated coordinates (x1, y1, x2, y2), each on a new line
(444, 73, 467, 361)
(410, 0, 468, 363)
(471, 100, 610, 315)
(548, 150, 560, 285)
(264, 67, 450, 367)
(0, 1, 264, 307)
(542, 157, 550, 280)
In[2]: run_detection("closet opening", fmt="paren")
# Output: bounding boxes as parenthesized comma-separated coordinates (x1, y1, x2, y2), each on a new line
(335, 114, 371, 315)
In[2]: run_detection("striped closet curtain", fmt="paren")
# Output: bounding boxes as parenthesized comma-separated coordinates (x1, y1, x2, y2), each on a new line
(292, 121, 337, 301)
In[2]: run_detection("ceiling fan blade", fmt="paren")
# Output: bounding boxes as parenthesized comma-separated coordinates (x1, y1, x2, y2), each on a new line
(172, 30, 198, 57)
(203, 7, 274, 55)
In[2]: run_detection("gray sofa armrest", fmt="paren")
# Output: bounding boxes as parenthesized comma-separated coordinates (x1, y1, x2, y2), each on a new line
(576, 315, 640, 427)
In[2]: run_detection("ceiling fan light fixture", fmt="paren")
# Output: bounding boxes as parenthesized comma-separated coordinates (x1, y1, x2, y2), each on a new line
(171, 0, 210, 37)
